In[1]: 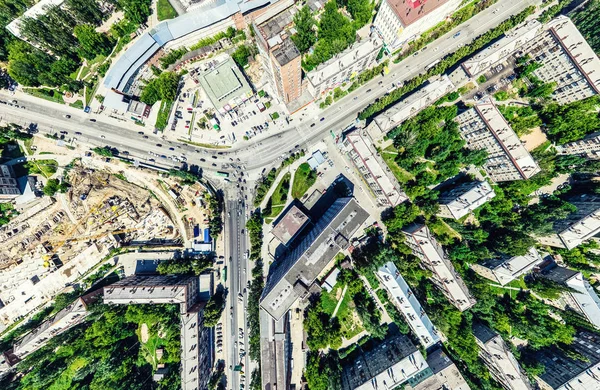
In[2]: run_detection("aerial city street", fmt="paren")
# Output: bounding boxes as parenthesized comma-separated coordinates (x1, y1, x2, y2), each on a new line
(2, 0, 600, 389)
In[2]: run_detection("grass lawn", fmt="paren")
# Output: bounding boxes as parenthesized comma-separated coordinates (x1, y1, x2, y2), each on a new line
(337, 292, 364, 339)
(265, 172, 291, 218)
(155, 100, 173, 130)
(23, 138, 35, 155)
(381, 145, 413, 184)
(26, 159, 58, 178)
(70, 100, 84, 109)
(23, 88, 64, 105)
(177, 139, 231, 149)
(429, 219, 461, 245)
(157, 0, 178, 21)
(320, 286, 341, 316)
(292, 163, 317, 199)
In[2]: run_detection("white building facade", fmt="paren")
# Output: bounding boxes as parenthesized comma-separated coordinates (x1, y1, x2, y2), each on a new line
(437, 180, 495, 220)
(471, 247, 544, 286)
(373, 0, 462, 52)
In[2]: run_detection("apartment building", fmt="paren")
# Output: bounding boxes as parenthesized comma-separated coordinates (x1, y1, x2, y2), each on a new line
(0, 165, 21, 201)
(472, 323, 532, 390)
(461, 16, 600, 104)
(340, 333, 430, 390)
(461, 20, 541, 77)
(540, 265, 600, 329)
(455, 99, 541, 182)
(437, 180, 495, 220)
(402, 223, 476, 311)
(306, 35, 383, 98)
(471, 247, 544, 286)
(373, 0, 462, 51)
(526, 16, 600, 104)
(407, 347, 471, 390)
(535, 330, 600, 389)
(556, 132, 600, 159)
(260, 197, 369, 320)
(0, 290, 100, 375)
(368, 76, 455, 139)
(377, 261, 440, 348)
(535, 194, 600, 250)
(253, 6, 303, 105)
(104, 275, 212, 390)
(343, 130, 408, 207)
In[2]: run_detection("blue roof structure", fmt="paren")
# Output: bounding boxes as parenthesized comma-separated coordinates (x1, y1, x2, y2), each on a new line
(104, 0, 280, 92)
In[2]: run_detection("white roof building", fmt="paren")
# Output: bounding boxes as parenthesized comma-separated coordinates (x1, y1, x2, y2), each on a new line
(306, 36, 383, 97)
(536, 194, 600, 250)
(437, 180, 495, 220)
(455, 99, 541, 182)
(6, 0, 66, 38)
(461, 20, 541, 77)
(473, 323, 532, 390)
(343, 130, 408, 207)
(402, 223, 476, 312)
(471, 247, 544, 286)
(370, 76, 455, 136)
(541, 266, 600, 329)
(377, 261, 440, 348)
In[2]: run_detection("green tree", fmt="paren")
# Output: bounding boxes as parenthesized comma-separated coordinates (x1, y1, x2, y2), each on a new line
(203, 288, 225, 327)
(232, 45, 251, 67)
(115, 0, 152, 24)
(74, 24, 113, 60)
(291, 6, 317, 53)
(540, 96, 600, 144)
(347, 0, 373, 27)
(140, 71, 180, 105)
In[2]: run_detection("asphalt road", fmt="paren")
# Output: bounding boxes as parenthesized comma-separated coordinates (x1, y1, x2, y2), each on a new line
(224, 198, 249, 390)
(0, 0, 539, 182)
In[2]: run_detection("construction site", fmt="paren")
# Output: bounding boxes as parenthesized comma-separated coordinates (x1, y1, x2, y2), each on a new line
(0, 162, 185, 331)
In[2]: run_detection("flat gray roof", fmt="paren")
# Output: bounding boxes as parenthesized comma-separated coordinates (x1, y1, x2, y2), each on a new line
(198, 57, 252, 109)
(260, 197, 369, 320)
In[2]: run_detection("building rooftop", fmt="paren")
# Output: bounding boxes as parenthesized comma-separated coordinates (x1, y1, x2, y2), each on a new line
(403, 223, 475, 311)
(461, 20, 541, 76)
(456, 99, 541, 181)
(261, 197, 369, 320)
(272, 37, 300, 66)
(256, 7, 295, 44)
(271, 204, 311, 245)
(551, 194, 600, 250)
(341, 333, 429, 390)
(476, 247, 544, 286)
(377, 261, 440, 348)
(198, 57, 252, 110)
(345, 130, 408, 207)
(536, 330, 600, 389)
(472, 322, 498, 345)
(438, 180, 495, 220)
(388, 0, 454, 27)
(306, 36, 382, 87)
(373, 76, 455, 134)
(546, 16, 600, 95)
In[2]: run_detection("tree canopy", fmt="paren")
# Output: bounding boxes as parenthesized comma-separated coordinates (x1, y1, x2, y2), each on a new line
(291, 6, 317, 53)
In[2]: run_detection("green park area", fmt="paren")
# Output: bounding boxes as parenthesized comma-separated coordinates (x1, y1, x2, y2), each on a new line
(291, 163, 317, 199)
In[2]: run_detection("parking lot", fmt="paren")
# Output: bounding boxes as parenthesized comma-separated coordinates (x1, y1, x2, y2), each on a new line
(165, 54, 287, 147)
(466, 53, 521, 101)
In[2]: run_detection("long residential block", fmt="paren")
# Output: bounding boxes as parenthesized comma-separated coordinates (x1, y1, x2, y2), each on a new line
(473, 323, 532, 390)
(340, 333, 429, 390)
(402, 223, 476, 311)
(343, 130, 408, 207)
(556, 132, 600, 160)
(306, 35, 383, 98)
(369, 76, 455, 137)
(377, 261, 440, 348)
(540, 265, 600, 329)
(471, 247, 544, 286)
(535, 330, 600, 389)
(455, 99, 541, 182)
(461, 16, 600, 104)
(437, 180, 496, 220)
(535, 194, 600, 250)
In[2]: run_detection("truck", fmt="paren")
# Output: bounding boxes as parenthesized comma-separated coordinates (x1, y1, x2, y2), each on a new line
(216, 171, 229, 178)
(425, 59, 441, 71)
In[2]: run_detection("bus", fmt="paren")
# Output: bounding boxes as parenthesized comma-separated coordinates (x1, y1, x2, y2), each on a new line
(425, 59, 441, 71)
(215, 171, 229, 178)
